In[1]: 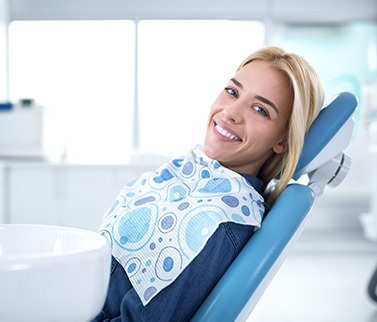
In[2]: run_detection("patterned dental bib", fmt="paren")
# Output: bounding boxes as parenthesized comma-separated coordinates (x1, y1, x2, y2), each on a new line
(99, 145, 264, 305)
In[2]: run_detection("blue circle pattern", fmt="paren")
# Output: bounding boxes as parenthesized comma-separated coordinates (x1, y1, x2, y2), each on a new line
(99, 146, 264, 305)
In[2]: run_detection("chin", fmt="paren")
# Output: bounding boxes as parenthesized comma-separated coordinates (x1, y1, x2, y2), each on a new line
(203, 146, 224, 162)
(202, 144, 216, 159)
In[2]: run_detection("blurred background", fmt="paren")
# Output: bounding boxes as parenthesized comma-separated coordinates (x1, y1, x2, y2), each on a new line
(0, 1, 377, 320)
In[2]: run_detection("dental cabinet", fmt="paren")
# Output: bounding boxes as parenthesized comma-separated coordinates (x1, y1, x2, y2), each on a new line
(0, 162, 150, 231)
(0, 162, 5, 224)
(0, 101, 44, 158)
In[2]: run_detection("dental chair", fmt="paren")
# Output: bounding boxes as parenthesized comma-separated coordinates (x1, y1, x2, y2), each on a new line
(191, 92, 358, 322)
(368, 267, 377, 302)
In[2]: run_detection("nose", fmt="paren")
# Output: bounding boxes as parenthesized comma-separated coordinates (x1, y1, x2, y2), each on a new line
(223, 100, 243, 123)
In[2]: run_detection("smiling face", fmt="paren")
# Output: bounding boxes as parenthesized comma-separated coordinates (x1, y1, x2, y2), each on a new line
(203, 60, 293, 176)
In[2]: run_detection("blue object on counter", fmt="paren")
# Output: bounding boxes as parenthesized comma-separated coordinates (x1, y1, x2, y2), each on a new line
(0, 102, 13, 111)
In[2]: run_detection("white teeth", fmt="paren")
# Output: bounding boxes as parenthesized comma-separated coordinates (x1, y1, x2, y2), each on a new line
(215, 124, 240, 141)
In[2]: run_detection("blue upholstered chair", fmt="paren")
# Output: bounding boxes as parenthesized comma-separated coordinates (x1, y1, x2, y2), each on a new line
(191, 92, 358, 322)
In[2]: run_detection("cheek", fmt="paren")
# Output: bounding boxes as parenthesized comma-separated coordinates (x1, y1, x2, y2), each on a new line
(209, 93, 227, 113)
(206, 102, 220, 125)
(205, 109, 214, 129)
(244, 124, 283, 150)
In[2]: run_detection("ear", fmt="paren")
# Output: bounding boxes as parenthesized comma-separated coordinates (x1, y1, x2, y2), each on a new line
(273, 138, 288, 154)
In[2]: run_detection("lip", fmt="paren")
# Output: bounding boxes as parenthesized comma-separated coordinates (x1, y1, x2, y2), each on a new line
(213, 120, 242, 142)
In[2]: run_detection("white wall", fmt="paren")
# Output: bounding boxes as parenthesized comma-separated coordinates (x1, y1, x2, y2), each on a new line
(0, 0, 9, 101)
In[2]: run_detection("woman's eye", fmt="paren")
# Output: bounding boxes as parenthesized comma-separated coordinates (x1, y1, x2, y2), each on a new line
(225, 87, 238, 98)
(253, 105, 269, 118)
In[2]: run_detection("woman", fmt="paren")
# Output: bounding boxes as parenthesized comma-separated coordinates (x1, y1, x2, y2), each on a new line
(93, 46, 324, 321)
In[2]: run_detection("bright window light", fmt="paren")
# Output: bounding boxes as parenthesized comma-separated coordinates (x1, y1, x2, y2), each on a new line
(9, 19, 265, 163)
(9, 20, 135, 164)
(137, 20, 265, 158)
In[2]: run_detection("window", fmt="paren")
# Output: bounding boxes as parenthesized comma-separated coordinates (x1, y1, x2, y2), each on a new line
(9, 20, 135, 163)
(9, 20, 265, 163)
(271, 21, 377, 129)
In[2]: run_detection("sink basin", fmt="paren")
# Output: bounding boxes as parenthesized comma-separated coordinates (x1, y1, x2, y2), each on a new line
(0, 224, 111, 322)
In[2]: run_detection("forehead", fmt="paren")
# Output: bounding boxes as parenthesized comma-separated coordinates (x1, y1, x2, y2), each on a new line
(235, 61, 287, 90)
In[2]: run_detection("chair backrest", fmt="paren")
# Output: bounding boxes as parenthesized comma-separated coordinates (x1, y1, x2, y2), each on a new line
(191, 92, 358, 322)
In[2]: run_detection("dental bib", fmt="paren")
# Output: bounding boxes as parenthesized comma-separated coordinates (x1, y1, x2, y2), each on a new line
(99, 145, 264, 305)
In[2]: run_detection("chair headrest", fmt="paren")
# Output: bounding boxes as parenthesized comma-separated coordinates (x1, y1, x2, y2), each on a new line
(293, 92, 358, 181)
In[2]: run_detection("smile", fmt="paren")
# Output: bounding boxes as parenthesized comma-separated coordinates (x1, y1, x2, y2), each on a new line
(215, 124, 241, 141)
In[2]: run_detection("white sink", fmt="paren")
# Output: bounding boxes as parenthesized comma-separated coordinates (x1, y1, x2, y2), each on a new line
(0, 224, 111, 322)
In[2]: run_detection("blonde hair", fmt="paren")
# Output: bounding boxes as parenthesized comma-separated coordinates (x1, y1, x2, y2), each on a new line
(238, 46, 324, 204)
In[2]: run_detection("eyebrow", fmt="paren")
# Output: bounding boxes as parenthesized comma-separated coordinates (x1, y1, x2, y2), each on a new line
(255, 95, 279, 115)
(230, 78, 243, 89)
(230, 78, 279, 115)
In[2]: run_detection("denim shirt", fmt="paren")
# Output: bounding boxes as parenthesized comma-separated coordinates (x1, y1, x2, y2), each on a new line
(92, 174, 263, 322)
